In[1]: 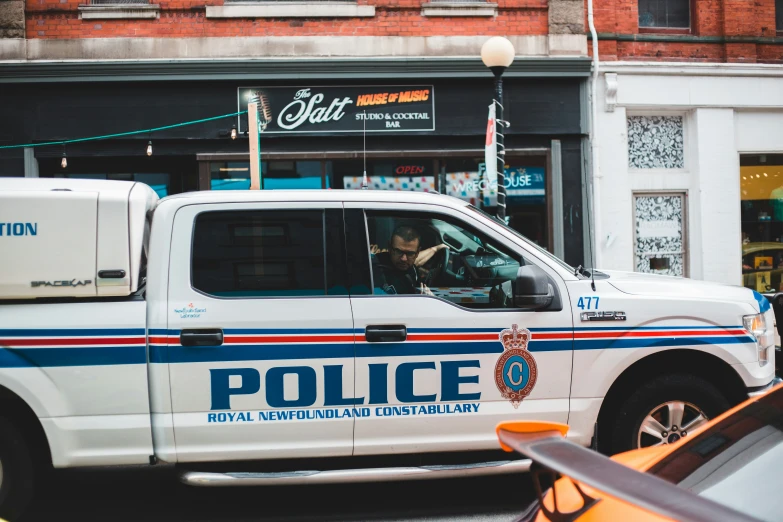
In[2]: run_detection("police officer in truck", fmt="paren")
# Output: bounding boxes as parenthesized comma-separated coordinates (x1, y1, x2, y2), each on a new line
(372, 225, 446, 295)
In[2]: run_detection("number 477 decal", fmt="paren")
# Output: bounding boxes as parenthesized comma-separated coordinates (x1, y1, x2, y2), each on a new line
(577, 296, 599, 310)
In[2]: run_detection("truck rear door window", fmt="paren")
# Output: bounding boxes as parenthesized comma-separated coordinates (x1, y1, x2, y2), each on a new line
(192, 210, 327, 297)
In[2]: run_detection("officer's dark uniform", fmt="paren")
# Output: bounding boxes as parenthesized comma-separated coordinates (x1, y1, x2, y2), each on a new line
(372, 251, 422, 294)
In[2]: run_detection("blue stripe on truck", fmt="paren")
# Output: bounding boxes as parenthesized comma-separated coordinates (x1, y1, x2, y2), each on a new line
(0, 347, 147, 367)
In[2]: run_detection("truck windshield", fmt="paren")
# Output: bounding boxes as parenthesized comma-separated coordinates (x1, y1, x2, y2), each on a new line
(647, 386, 783, 522)
(465, 204, 576, 275)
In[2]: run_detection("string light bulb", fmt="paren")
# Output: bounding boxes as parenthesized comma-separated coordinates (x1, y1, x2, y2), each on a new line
(61, 153, 67, 169)
(231, 125, 238, 140)
(146, 141, 153, 157)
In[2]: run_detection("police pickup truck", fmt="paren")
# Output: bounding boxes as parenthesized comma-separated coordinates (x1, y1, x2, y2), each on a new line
(0, 178, 777, 519)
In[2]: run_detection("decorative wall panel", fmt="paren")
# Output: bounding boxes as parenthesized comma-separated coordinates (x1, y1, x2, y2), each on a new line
(628, 116, 684, 169)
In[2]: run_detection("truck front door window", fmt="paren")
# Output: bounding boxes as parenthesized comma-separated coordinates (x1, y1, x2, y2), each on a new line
(365, 212, 523, 309)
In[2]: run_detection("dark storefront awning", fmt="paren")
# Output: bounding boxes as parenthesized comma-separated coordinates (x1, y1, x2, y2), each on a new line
(0, 57, 591, 84)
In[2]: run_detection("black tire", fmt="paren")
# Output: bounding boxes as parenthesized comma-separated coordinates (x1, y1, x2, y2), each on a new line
(608, 374, 731, 455)
(0, 416, 36, 521)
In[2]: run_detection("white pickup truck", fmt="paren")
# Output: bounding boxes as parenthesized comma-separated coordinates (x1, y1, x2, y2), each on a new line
(0, 178, 777, 519)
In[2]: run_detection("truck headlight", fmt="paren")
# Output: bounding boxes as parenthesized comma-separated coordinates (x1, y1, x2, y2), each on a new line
(743, 313, 775, 366)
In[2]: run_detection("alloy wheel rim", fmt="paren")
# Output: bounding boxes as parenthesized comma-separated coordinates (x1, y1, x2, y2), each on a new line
(637, 400, 710, 448)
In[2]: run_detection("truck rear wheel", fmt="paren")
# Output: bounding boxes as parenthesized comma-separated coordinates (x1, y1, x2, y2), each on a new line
(608, 374, 730, 455)
(0, 416, 36, 520)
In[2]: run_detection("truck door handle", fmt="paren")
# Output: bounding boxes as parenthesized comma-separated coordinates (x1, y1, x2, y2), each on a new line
(365, 325, 407, 343)
(180, 329, 224, 347)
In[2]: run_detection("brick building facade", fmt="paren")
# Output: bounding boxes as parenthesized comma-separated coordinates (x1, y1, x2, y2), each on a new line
(1, 0, 586, 51)
(590, 0, 783, 63)
(25, 1, 549, 40)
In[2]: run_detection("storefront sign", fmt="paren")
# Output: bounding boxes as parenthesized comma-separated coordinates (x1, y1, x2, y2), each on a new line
(446, 172, 482, 204)
(475, 165, 546, 199)
(237, 86, 435, 134)
(395, 165, 427, 175)
(505, 168, 545, 198)
(446, 167, 546, 205)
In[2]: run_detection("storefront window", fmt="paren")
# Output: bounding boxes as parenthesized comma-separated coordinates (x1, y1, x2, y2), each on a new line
(134, 173, 169, 197)
(740, 155, 783, 292)
(441, 158, 550, 249)
(336, 158, 435, 191)
(211, 161, 251, 190)
(54, 172, 170, 197)
(210, 161, 325, 190)
(206, 155, 552, 253)
(266, 160, 323, 190)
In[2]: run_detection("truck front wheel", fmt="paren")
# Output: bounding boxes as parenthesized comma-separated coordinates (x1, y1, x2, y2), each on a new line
(0, 416, 36, 520)
(609, 374, 731, 455)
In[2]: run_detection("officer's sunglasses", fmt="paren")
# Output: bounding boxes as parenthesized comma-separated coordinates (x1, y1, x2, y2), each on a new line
(391, 247, 419, 259)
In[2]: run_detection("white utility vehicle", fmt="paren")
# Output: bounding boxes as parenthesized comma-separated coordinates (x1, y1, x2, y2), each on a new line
(0, 178, 777, 519)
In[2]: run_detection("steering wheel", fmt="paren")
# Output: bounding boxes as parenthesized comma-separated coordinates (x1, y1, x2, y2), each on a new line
(439, 245, 451, 280)
(420, 244, 450, 287)
(439, 245, 469, 285)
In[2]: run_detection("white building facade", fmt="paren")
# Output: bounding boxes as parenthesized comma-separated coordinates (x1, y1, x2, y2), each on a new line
(593, 62, 783, 293)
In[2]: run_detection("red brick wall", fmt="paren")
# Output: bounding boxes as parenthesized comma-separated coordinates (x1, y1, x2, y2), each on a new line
(26, 0, 549, 39)
(694, 0, 722, 36)
(587, 0, 783, 63)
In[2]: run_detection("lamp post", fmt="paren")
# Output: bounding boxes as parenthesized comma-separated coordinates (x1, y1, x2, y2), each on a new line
(248, 92, 263, 190)
(481, 36, 515, 222)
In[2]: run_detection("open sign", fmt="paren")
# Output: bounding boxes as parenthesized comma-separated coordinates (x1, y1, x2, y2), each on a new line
(395, 166, 426, 175)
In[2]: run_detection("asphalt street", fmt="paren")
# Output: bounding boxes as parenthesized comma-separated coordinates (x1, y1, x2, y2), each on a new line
(25, 465, 537, 522)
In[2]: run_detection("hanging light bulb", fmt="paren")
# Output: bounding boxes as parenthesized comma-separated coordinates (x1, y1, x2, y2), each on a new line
(146, 141, 153, 157)
(231, 125, 238, 140)
(61, 153, 67, 169)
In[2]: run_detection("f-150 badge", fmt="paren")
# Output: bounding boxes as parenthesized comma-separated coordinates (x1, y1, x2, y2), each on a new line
(495, 324, 538, 409)
(581, 311, 626, 321)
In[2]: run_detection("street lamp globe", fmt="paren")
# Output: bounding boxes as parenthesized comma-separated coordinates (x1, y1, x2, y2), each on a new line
(481, 36, 515, 69)
(481, 36, 515, 223)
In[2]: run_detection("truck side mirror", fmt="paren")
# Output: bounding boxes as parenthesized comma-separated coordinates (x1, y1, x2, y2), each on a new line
(514, 265, 554, 310)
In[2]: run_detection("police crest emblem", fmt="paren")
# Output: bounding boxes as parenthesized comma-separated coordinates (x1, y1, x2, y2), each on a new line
(494, 324, 538, 408)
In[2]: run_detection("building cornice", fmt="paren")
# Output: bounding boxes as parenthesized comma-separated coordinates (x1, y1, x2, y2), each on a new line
(0, 56, 591, 83)
(599, 61, 783, 77)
